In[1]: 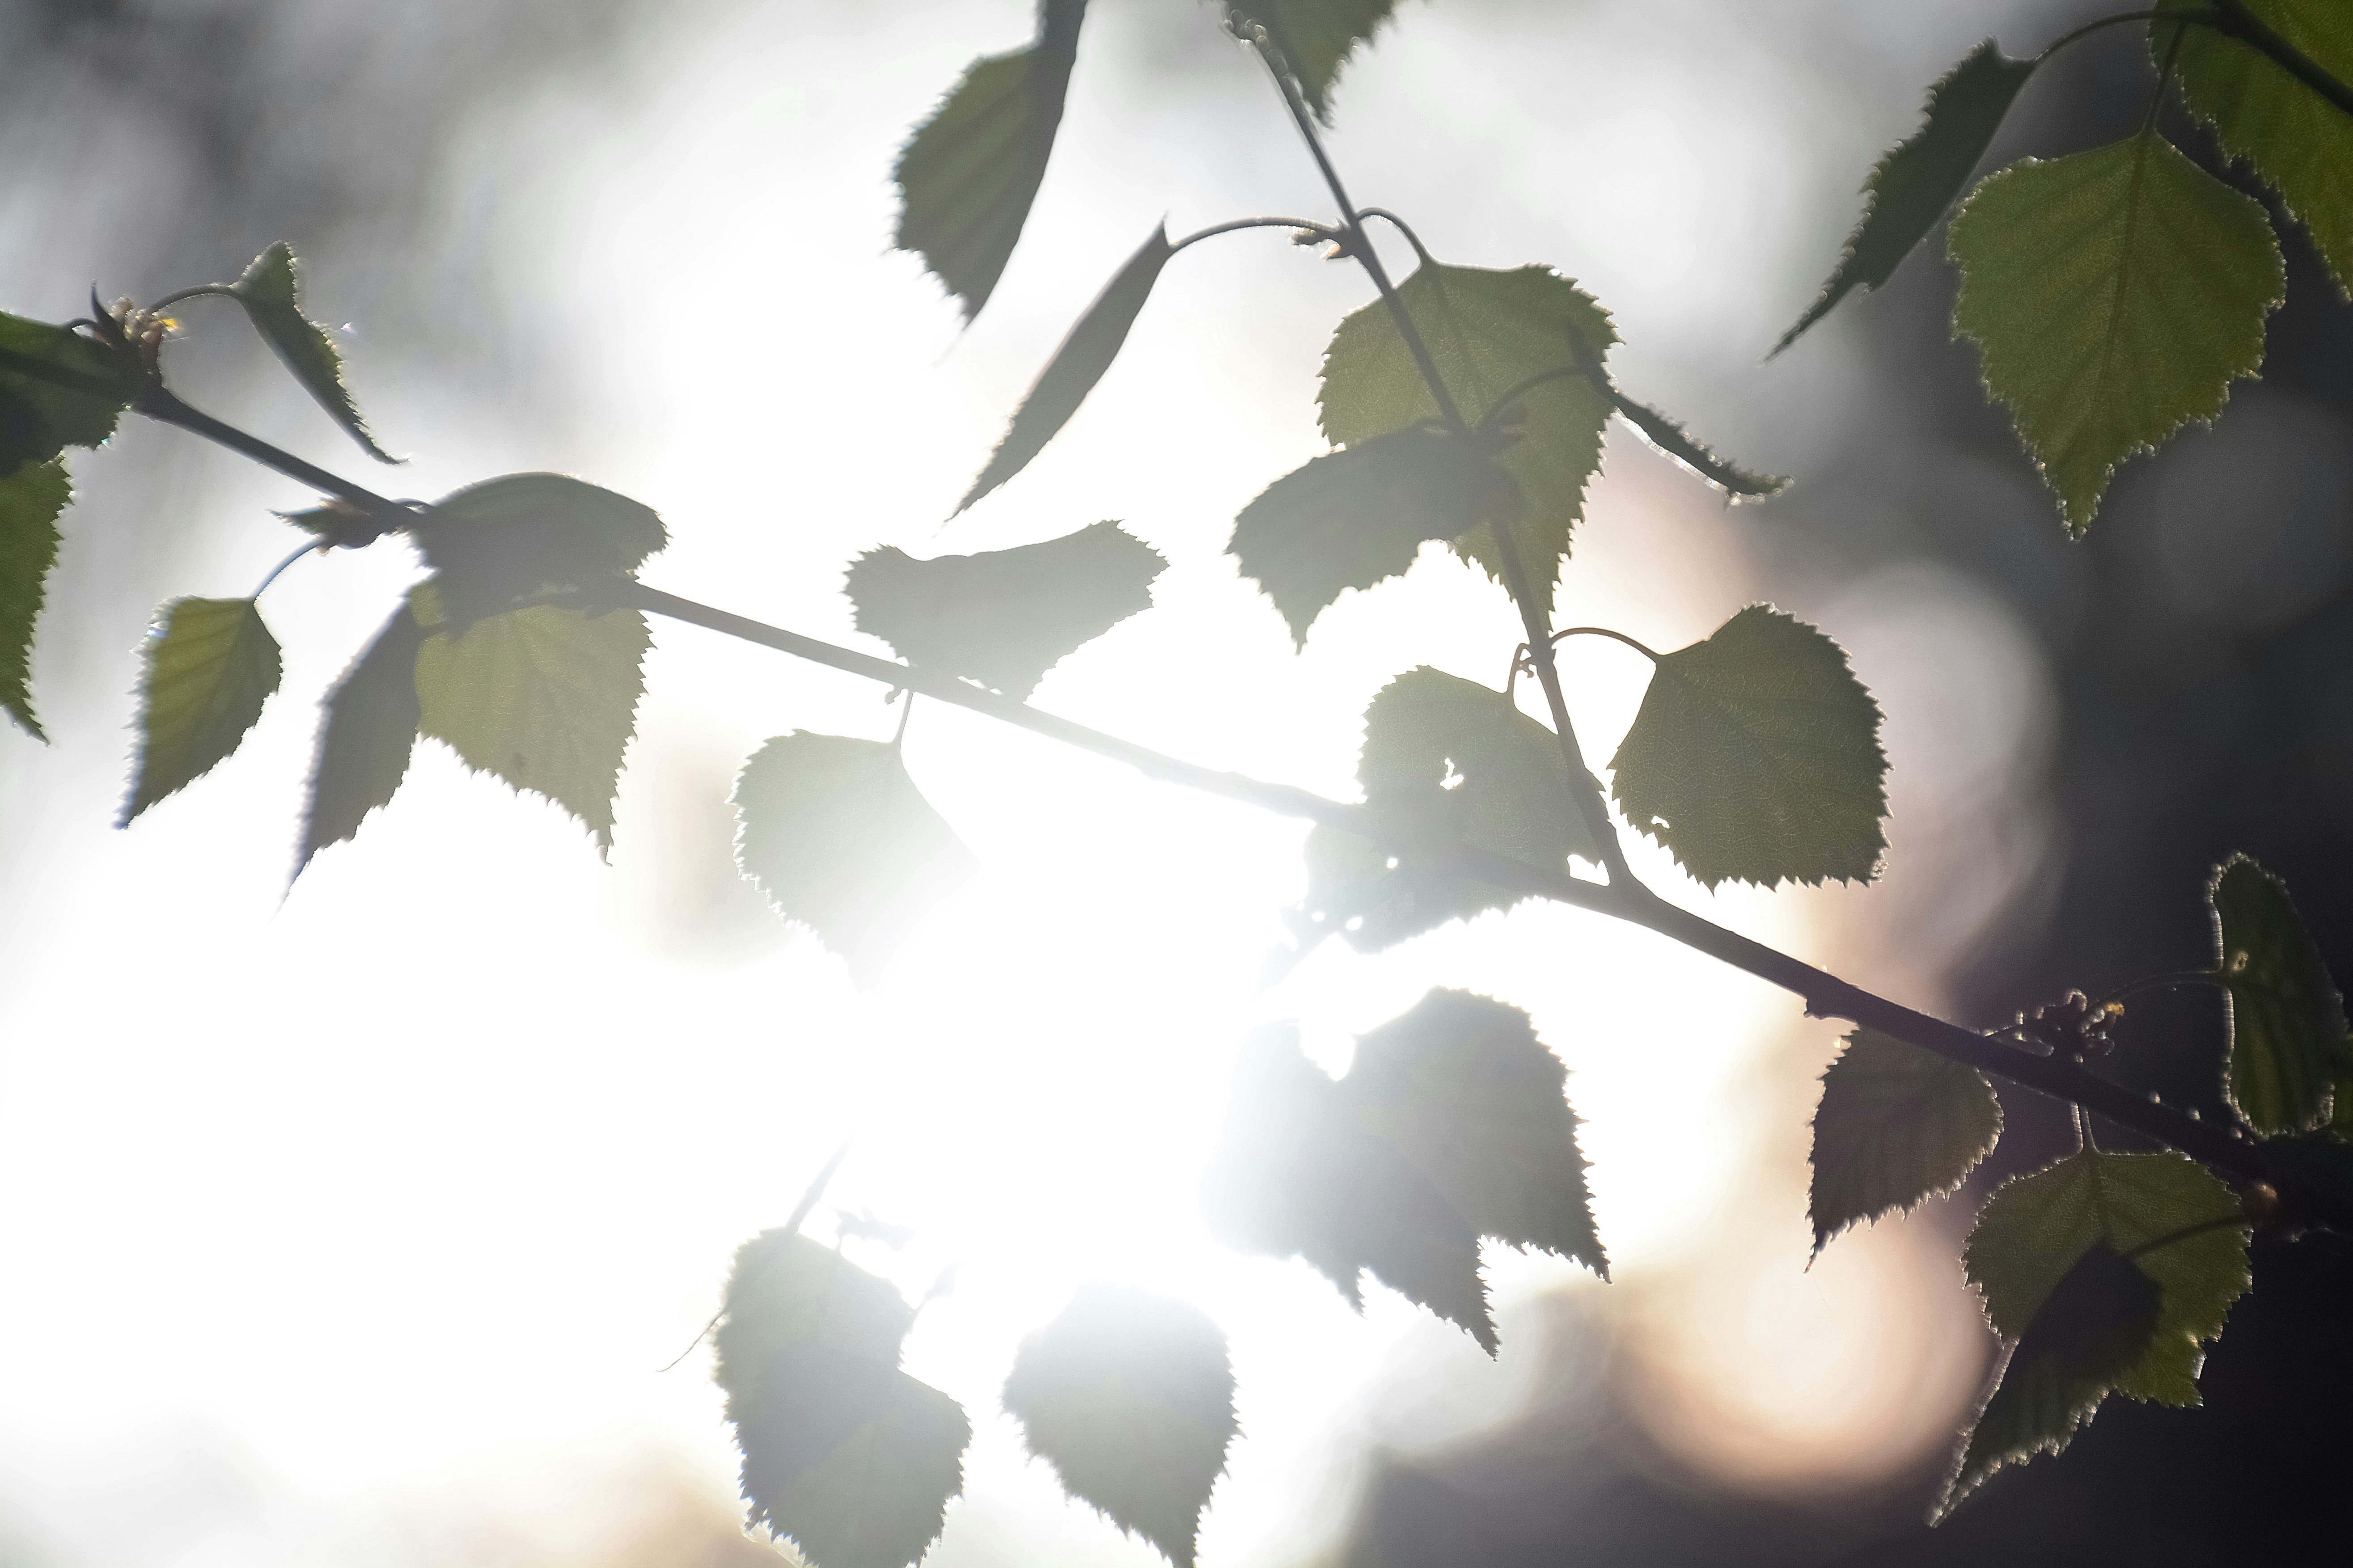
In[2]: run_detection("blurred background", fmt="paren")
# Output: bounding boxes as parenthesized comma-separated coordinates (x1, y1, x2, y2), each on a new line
(0, 0, 2347, 1564)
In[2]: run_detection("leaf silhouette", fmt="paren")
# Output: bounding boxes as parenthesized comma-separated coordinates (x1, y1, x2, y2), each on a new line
(1228, 426, 1517, 647)
(1947, 130, 2284, 533)
(1227, 0, 1401, 123)
(1809, 1027, 2001, 1255)
(732, 732, 978, 975)
(960, 226, 1174, 511)
(121, 597, 283, 823)
(714, 1230, 969, 1568)
(0, 313, 127, 479)
(1002, 1287, 1236, 1568)
(2209, 854, 2349, 1134)
(846, 521, 1164, 699)
(1776, 40, 2037, 353)
(0, 459, 69, 739)
(894, 0, 1088, 321)
(408, 471, 666, 628)
(1609, 605, 1887, 889)
(1944, 1150, 2250, 1514)
(1319, 263, 1615, 613)
(2163, 0, 2353, 294)
(297, 602, 425, 875)
(228, 243, 394, 462)
(411, 587, 650, 854)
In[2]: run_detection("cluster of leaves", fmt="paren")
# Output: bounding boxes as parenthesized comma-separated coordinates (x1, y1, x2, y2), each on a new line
(1782, 0, 2351, 533)
(11, 0, 2353, 1562)
(1808, 853, 2352, 1510)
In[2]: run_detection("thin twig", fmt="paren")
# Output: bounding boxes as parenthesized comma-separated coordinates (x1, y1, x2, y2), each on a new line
(658, 1141, 851, 1374)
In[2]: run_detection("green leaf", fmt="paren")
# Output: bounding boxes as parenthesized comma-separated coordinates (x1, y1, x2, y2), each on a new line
(1227, 0, 1400, 123)
(893, 0, 1087, 321)
(2209, 854, 2349, 1135)
(1292, 822, 1499, 954)
(1947, 1241, 2165, 1520)
(732, 733, 978, 974)
(715, 1230, 969, 1568)
(1776, 41, 2037, 353)
(845, 521, 1165, 699)
(1292, 669, 1599, 952)
(228, 243, 394, 463)
(2164, 0, 2353, 295)
(411, 588, 649, 853)
(1000, 1287, 1237, 1568)
(1227, 426, 1519, 647)
(1608, 391, 1787, 499)
(408, 472, 667, 627)
(1206, 1023, 1495, 1349)
(1946, 1150, 2250, 1513)
(0, 313, 129, 478)
(1608, 605, 1887, 889)
(1208, 992, 1601, 1351)
(1342, 989, 1604, 1276)
(959, 225, 1174, 511)
(0, 459, 70, 740)
(297, 603, 425, 875)
(120, 597, 283, 823)
(1809, 1027, 2002, 1256)
(1947, 130, 2285, 534)
(1319, 263, 1617, 614)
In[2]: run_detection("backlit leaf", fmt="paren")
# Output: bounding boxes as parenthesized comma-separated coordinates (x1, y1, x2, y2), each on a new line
(1946, 1150, 2250, 1513)
(1227, 426, 1517, 647)
(229, 243, 394, 462)
(1001, 1287, 1236, 1568)
(1207, 992, 1601, 1351)
(846, 521, 1165, 699)
(2163, 0, 2353, 294)
(1206, 1023, 1494, 1348)
(959, 226, 1173, 511)
(1809, 1027, 2002, 1255)
(1320, 263, 1616, 614)
(1293, 669, 1597, 951)
(409, 472, 667, 628)
(1947, 1242, 2164, 1519)
(1777, 41, 2037, 353)
(1609, 391, 1787, 499)
(1343, 989, 1604, 1275)
(1227, 0, 1400, 122)
(121, 597, 282, 823)
(1609, 605, 1887, 889)
(732, 732, 978, 974)
(0, 459, 69, 739)
(894, 0, 1087, 321)
(411, 587, 649, 853)
(715, 1230, 969, 1568)
(1947, 130, 2284, 533)
(297, 603, 425, 875)
(2209, 854, 2348, 1134)
(0, 313, 127, 478)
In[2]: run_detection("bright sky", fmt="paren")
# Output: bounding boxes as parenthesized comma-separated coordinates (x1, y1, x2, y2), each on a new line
(0, 3, 2061, 1564)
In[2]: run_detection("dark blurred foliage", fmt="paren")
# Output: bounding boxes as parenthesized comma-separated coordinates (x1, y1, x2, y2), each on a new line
(1343, 7, 2353, 1562)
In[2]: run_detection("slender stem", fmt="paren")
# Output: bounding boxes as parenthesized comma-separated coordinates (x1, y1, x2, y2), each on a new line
(2092, 968, 2225, 1010)
(109, 363, 2353, 1237)
(1358, 207, 1434, 266)
(1553, 626, 1662, 661)
(252, 539, 322, 598)
(2210, 0, 2353, 123)
(136, 385, 412, 538)
(1171, 216, 1344, 253)
(2036, 9, 2184, 64)
(146, 283, 241, 313)
(1250, 31, 1634, 886)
